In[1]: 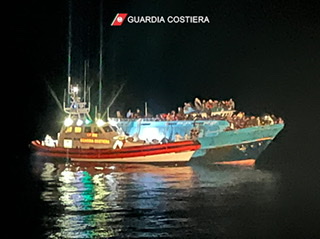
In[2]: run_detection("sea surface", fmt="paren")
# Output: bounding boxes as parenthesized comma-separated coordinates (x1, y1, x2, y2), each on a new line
(18, 153, 319, 239)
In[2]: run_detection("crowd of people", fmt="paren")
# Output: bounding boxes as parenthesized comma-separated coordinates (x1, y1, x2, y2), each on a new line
(224, 112, 284, 130)
(116, 97, 284, 130)
(184, 97, 235, 114)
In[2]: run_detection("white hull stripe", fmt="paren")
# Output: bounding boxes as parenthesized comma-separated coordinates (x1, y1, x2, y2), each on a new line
(71, 151, 195, 163)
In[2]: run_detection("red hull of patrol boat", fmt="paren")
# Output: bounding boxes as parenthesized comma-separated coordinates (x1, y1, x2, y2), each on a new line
(30, 140, 201, 163)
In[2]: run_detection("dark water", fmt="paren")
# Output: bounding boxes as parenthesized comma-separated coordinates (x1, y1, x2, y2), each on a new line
(19, 153, 318, 239)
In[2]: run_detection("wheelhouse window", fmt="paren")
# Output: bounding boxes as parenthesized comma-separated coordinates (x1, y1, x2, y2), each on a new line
(65, 127, 73, 133)
(74, 127, 82, 133)
(103, 125, 115, 133)
(84, 127, 91, 133)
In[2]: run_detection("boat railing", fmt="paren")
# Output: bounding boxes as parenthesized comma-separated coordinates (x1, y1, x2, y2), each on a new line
(109, 117, 157, 122)
(109, 110, 236, 122)
(64, 103, 90, 114)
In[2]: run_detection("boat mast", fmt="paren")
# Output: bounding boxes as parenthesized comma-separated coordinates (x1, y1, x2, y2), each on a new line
(67, 0, 72, 99)
(63, 0, 91, 123)
(98, 0, 103, 115)
(83, 59, 88, 103)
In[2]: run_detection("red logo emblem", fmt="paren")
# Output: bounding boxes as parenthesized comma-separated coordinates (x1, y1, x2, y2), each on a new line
(111, 13, 128, 26)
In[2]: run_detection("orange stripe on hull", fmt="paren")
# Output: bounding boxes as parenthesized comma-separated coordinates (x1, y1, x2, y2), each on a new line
(214, 159, 256, 166)
(256, 137, 273, 141)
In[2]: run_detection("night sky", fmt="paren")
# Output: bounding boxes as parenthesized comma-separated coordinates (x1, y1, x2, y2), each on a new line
(13, 0, 319, 226)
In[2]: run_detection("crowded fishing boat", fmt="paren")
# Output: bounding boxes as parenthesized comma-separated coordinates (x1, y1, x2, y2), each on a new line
(115, 97, 284, 131)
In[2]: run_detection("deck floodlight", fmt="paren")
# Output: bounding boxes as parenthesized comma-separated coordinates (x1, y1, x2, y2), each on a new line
(64, 117, 73, 126)
(76, 119, 83, 126)
(72, 86, 79, 93)
(96, 118, 105, 127)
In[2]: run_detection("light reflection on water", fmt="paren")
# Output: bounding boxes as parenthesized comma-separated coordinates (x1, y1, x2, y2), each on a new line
(31, 157, 279, 238)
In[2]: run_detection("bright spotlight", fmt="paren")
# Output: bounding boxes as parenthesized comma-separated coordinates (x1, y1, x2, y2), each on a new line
(76, 119, 83, 126)
(96, 119, 105, 127)
(64, 117, 73, 126)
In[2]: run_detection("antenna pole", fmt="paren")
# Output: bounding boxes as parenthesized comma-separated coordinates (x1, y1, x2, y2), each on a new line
(98, 0, 103, 114)
(67, 0, 72, 98)
(84, 59, 88, 102)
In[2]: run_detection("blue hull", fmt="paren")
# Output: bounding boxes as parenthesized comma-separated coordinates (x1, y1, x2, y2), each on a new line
(190, 140, 272, 164)
(111, 118, 284, 163)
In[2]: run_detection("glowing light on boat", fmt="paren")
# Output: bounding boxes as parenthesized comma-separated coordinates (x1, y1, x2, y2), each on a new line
(96, 119, 105, 127)
(76, 119, 83, 126)
(107, 118, 117, 126)
(72, 86, 79, 93)
(139, 127, 165, 142)
(85, 118, 92, 124)
(64, 117, 73, 126)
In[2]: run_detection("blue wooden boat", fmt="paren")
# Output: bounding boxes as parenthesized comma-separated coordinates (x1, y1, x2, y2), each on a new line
(109, 103, 284, 165)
